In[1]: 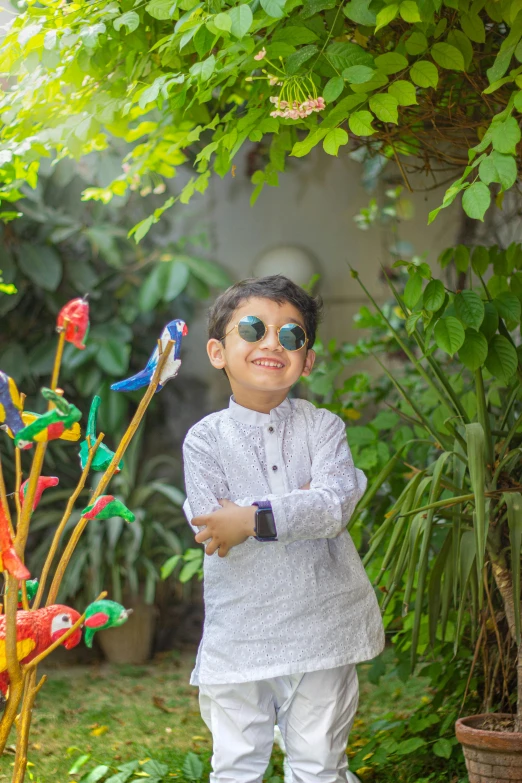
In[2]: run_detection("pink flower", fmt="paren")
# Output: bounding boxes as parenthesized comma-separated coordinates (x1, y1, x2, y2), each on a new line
(254, 47, 267, 61)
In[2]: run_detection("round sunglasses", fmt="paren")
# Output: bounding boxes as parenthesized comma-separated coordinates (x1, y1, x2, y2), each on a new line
(222, 316, 308, 352)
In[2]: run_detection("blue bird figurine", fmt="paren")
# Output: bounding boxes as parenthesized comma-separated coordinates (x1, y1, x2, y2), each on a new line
(110, 319, 187, 393)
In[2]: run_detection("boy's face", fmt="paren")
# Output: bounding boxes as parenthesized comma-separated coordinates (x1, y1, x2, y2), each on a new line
(207, 297, 315, 401)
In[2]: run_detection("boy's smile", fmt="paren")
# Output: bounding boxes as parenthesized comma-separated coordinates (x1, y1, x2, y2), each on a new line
(207, 296, 315, 413)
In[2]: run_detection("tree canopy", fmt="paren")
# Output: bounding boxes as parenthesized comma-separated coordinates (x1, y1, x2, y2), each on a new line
(0, 0, 521, 238)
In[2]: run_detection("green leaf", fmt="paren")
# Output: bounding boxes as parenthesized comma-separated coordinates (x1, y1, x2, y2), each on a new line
(182, 752, 204, 780)
(375, 2, 399, 32)
(164, 260, 190, 301)
(327, 42, 373, 72)
(181, 255, 231, 288)
(161, 554, 182, 579)
(213, 12, 232, 31)
(145, 0, 177, 19)
(491, 117, 521, 154)
(462, 182, 491, 221)
(80, 766, 111, 783)
(369, 93, 399, 123)
(423, 279, 445, 311)
(493, 291, 521, 322)
(113, 11, 140, 32)
(485, 334, 518, 382)
(403, 271, 423, 308)
(96, 339, 131, 376)
(69, 755, 91, 775)
(433, 738, 453, 759)
(323, 128, 349, 155)
(431, 42, 465, 71)
(395, 737, 427, 755)
(434, 316, 466, 356)
(454, 290, 485, 329)
(344, 0, 376, 25)
(261, 0, 286, 18)
(399, 0, 421, 21)
(479, 151, 517, 190)
(323, 76, 344, 102)
(479, 301, 499, 340)
(375, 51, 408, 74)
(228, 5, 253, 38)
(471, 246, 489, 276)
(410, 60, 438, 88)
(458, 329, 488, 371)
(140, 263, 169, 311)
(505, 492, 522, 644)
(18, 244, 62, 292)
(460, 13, 485, 43)
(405, 31, 428, 55)
(388, 80, 417, 105)
(286, 44, 318, 74)
(343, 65, 375, 83)
(190, 54, 215, 81)
(455, 243, 469, 273)
(348, 110, 375, 136)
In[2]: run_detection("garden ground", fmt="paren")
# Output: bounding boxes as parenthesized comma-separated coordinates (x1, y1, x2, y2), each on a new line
(0, 649, 433, 782)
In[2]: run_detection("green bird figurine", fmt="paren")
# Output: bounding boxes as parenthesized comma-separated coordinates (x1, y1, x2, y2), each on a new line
(81, 495, 135, 523)
(83, 600, 133, 648)
(14, 388, 82, 450)
(79, 396, 123, 473)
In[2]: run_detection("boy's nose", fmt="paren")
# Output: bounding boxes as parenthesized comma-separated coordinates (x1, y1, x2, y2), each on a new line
(259, 325, 282, 351)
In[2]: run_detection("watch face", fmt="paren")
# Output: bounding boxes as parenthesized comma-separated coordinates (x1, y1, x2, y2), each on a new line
(256, 508, 276, 539)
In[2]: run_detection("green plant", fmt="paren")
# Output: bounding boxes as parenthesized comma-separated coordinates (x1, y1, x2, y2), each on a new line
(347, 241, 522, 740)
(2, 0, 522, 234)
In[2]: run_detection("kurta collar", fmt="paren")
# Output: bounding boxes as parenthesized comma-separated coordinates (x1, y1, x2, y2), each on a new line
(228, 396, 292, 426)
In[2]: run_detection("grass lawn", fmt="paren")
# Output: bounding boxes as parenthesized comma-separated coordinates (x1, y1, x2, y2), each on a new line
(0, 649, 431, 783)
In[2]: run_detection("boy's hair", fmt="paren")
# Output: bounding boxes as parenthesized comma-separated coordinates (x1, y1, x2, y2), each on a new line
(208, 275, 323, 349)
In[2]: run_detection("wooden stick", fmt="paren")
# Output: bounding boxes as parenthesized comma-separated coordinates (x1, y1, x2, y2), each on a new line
(0, 455, 14, 538)
(46, 340, 174, 606)
(32, 434, 104, 611)
(0, 574, 25, 752)
(484, 570, 513, 711)
(14, 448, 22, 523)
(12, 669, 37, 783)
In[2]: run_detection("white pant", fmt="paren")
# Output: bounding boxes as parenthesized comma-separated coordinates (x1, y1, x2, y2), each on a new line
(199, 664, 359, 783)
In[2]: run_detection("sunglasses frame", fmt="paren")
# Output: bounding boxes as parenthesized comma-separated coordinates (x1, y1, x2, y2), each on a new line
(221, 316, 308, 352)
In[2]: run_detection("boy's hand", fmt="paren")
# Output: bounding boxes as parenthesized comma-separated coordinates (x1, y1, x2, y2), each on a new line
(194, 499, 255, 557)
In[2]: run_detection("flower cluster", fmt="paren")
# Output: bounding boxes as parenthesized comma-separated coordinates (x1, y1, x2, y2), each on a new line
(269, 95, 326, 119)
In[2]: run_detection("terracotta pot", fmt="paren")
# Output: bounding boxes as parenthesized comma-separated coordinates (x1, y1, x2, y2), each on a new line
(456, 714, 522, 782)
(97, 599, 156, 665)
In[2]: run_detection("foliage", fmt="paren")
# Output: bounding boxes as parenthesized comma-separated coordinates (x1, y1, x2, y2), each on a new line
(0, 156, 230, 440)
(2, 0, 522, 236)
(69, 753, 205, 783)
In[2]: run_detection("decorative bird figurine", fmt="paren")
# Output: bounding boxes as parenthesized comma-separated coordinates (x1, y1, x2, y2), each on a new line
(17, 579, 39, 609)
(0, 499, 30, 581)
(56, 297, 90, 350)
(14, 388, 82, 450)
(83, 600, 133, 648)
(0, 605, 82, 696)
(81, 495, 135, 523)
(0, 371, 25, 440)
(111, 319, 187, 393)
(79, 396, 123, 473)
(19, 476, 59, 513)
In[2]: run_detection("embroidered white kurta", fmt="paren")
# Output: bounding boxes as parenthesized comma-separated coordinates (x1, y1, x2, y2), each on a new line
(183, 396, 384, 686)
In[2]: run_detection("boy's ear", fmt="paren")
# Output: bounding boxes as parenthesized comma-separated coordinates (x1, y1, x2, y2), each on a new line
(207, 338, 226, 370)
(301, 348, 316, 377)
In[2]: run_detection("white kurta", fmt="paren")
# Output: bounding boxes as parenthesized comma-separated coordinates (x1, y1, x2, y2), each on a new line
(183, 396, 384, 686)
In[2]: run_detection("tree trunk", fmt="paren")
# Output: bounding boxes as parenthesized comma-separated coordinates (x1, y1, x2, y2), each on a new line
(491, 558, 522, 731)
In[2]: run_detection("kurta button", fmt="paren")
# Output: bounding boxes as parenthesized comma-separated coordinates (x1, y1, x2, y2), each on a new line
(272, 465, 278, 471)
(268, 426, 274, 433)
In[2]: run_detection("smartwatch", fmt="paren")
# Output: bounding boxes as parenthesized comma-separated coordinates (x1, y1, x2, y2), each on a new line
(252, 501, 277, 542)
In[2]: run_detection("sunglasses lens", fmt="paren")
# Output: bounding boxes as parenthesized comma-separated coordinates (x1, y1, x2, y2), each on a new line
(279, 324, 307, 351)
(237, 316, 266, 343)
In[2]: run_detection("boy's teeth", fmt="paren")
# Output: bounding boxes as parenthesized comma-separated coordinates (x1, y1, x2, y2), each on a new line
(254, 360, 284, 368)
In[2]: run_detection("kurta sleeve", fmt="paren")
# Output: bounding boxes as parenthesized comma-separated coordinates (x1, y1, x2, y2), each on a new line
(268, 410, 367, 544)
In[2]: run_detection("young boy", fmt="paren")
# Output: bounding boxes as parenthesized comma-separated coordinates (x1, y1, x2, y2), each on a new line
(182, 275, 384, 783)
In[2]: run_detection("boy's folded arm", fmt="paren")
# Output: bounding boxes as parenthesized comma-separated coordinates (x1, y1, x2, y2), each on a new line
(232, 413, 367, 545)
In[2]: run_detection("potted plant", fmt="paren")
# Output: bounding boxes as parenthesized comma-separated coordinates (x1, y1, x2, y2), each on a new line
(349, 242, 522, 781)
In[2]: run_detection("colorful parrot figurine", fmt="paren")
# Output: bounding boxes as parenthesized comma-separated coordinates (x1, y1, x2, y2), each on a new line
(0, 605, 82, 696)
(83, 600, 133, 648)
(111, 319, 187, 393)
(14, 388, 82, 450)
(79, 396, 123, 473)
(0, 371, 25, 439)
(19, 476, 59, 513)
(81, 495, 135, 523)
(0, 499, 30, 581)
(56, 296, 90, 350)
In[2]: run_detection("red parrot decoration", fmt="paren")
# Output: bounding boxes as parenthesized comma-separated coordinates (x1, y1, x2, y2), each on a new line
(56, 297, 89, 350)
(0, 605, 82, 695)
(19, 476, 59, 512)
(0, 500, 30, 581)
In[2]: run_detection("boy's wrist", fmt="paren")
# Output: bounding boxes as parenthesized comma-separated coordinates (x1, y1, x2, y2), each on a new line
(243, 506, 256, 537)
